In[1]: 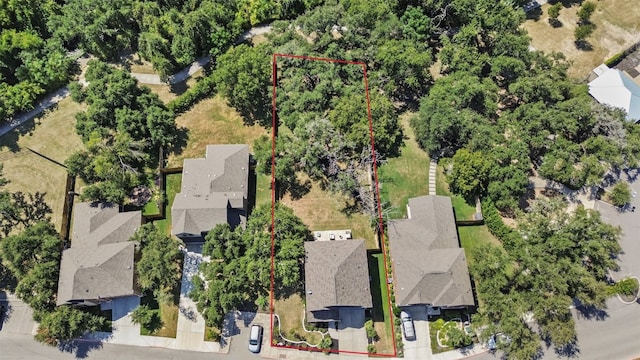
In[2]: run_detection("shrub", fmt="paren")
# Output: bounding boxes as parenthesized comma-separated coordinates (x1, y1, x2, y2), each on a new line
(609, 182, 631, 207)
(447, 326, 473, 348)
(365, 319, 378, 339)
(167, 74, 217, 115)
(575, 23, 596, 41)
(548, 3, 562, 20)
(368, 344, 377, 354)
(615, 278, 639, 297)
(604, 52, 625, 67)
(577, 1, 596, 23)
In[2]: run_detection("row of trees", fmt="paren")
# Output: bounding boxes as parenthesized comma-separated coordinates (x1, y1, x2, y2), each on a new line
(190, 203, 309, 328)
(410, 0, 640, 214)
(66, 60, 180, 204)
(0, 0, 75, 121)
(472, 200, 621, 358)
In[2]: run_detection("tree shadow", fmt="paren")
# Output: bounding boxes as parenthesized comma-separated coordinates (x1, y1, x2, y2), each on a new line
(57, 339, 104, 359)
(549, 19, 563, 28)
(525, 7, 543, 21)
(553, 341, 580, 358)
(288, 179, 311, 200)
(574, 40, 593, 51)
(165, 126, 189, 159)
(573, 304, 608, 321)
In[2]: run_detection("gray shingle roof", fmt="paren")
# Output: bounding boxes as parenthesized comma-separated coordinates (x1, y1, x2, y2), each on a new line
(304, 239, 372, 321)
(388, 195, 475, 308)
(172, 144, 249, 237)
(57, 202, 141, 305)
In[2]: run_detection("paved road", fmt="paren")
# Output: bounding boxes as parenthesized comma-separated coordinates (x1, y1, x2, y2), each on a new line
(467, 299, 640, 360)
(0, 332, 252, 360)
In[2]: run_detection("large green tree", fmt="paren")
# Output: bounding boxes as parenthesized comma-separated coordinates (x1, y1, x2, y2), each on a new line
(190, 203, 309, 328)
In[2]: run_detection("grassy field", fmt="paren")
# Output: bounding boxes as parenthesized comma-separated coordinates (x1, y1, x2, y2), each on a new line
(280, 175, 377, 249)
(368, 252, 395, 355)
(0, 97, 86, 230)
(153, 173, 182, 235)
(273, 293, 323, 345)
(167, 94, 268, 167)
(143, 69, 204, 104)
(522, 0, 640, 78)
(378, 113, 430, 219)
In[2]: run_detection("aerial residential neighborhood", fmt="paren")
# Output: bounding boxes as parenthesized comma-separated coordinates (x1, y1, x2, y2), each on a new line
(1, 1, 640, 360)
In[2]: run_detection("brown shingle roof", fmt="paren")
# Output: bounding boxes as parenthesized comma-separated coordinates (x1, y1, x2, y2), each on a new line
(304, 239, 372, 321)
(388, 196, 475, 307)
(57, 202, 141, 305)
(172, 144, 249, 237)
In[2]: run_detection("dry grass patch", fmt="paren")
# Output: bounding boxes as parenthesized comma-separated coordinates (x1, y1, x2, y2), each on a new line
(280, 175, 377, 249)
(523, 0, 640, 78)
(167, 94, 268, 167)
(0, 97, 85, 230)
(273, 293, 323, 345)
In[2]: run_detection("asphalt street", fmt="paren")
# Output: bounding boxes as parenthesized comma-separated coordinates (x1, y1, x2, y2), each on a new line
(0, 332, 261, 360)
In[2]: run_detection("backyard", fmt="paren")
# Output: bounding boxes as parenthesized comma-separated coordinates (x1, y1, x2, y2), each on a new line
(522, 0, 640, 78)
(152, 173, 182, 236)
(280, 174, 377, 249)
(378, 114, 430, 219)
(0, 97, 86, 230)
(166, 94, 268, 168)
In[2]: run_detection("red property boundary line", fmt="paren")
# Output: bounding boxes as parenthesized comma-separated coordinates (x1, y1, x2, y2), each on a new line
(269, 53, 397, 357)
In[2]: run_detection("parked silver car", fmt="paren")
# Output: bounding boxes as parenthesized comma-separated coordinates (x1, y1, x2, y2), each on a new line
(248, 324, 263, 353)
(400, 311, 416, 340)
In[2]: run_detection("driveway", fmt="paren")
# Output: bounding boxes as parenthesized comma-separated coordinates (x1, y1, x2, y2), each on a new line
(330, 308, 367, 353)
(0, 292, 36, 335)
(402, 306, 432, 360)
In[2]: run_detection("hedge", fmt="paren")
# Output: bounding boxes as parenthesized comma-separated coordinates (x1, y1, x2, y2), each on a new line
(481, 198, 519, 250)
(167, 74, 217, 115)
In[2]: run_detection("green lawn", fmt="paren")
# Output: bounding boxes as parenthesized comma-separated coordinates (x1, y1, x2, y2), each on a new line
(434, 163, 499, 265)
(153, 173, 182, 235)
(378, 114, 429, 219)
(255, 172, 272, 209)
(368, 252, 394, 354)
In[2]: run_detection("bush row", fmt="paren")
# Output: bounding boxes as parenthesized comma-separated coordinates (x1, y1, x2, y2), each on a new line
(167, 74, 217, 115)
(481, 199, 519, 250)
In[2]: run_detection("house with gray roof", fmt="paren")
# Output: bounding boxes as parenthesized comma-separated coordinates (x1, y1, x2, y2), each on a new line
(172, 144, 249, 242)
(57, 202, 142, 306)
(304, 239, 373, 322)
(388, 195, 475, 308)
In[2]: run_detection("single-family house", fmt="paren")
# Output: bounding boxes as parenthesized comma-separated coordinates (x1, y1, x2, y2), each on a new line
(172, 144, 249, 242)
(388, 195, 475, 308)
(57, 202, 142, 306)
(588, 65, 640, 123)
(304, 239, 373, 322)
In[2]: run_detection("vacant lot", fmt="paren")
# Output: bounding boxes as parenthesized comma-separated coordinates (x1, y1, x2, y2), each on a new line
(0, 97, 85, 230)
(523, 0, 640, 78)
(280, 175, 377, 249)
(167, 94, 268, 167)
(378, 113, 430, 219)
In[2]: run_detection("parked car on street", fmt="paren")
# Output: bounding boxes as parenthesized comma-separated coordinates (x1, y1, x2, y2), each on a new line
(400, 311, 416, 340)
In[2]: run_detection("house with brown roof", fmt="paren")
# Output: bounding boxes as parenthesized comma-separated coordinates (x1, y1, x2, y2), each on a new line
(304, 239, 373, 322)
(57, 202, 142, 306)
(172, 144, 249, 242)
(388, 195, 475, 308)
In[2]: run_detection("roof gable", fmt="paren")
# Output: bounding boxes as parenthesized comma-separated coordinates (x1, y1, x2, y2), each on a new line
(172, 144, 249, 236)
(589, 68, 640, 122)
(389, 195, 475, 307)
(57, 202, 141, 305)
(304, 240, 373, 313)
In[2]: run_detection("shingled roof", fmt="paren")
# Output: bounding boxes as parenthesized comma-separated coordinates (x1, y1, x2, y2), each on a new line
(172, 144, 249, 238)
(388, 195, 475, 308)
(304, 239, 372, 322)
(57, 202, 141, 306)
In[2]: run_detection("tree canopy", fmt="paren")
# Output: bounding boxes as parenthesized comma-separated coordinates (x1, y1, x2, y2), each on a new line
(471, 199, 621, 358)
(190, 203, 309, 328)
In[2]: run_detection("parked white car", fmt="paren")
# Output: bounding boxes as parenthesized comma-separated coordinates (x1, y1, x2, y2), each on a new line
(400, 311, 416, 340)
